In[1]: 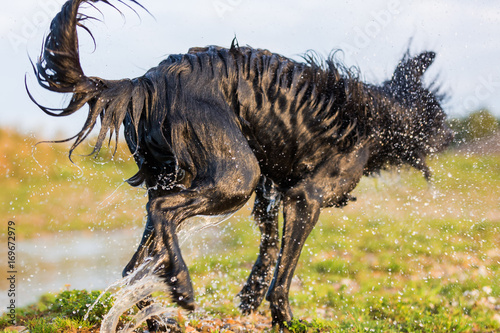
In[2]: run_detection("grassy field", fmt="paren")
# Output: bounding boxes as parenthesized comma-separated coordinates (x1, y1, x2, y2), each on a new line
(1, 128, 500, 332)
(0, 128, 146, 238)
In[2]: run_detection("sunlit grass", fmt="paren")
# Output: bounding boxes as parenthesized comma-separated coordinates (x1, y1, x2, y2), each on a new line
(1, 128, 499, 332)
(182, 207, 499, 331)
(0, 128, 145, 238)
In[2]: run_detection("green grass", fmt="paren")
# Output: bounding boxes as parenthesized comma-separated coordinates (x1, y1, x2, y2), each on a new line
(0, 128, 145, 238)
(0, 290, 114, 332)
(1, 128, 499, 332)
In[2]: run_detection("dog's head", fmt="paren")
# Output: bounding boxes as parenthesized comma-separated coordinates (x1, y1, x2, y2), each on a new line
(380, 51, 454, 179)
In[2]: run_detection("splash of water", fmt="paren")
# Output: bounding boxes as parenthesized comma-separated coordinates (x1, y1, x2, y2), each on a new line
(119, 302, 177, 332)
(87, 213, 235, 332)
(84, 258, 176, 333)
(177, 213, 234, 245)
(31, 142, 85, 178)
(100, 275, 174, 333)
(96, 182, 126, 210)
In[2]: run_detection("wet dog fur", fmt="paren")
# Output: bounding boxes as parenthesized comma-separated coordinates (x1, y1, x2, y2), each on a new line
(30, 0, 454, 330)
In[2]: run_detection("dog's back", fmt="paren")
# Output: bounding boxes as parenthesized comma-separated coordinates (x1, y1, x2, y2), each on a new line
(131, 45, 380, 189)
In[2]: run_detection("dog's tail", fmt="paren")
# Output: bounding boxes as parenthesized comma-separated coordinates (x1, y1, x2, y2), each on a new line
(29, 0, 147, 159)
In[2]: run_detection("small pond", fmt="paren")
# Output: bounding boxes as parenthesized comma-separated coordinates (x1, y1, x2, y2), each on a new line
(0, 228, 140, 309)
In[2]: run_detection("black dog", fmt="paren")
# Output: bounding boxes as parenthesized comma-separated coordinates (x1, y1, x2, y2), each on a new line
(30, 0, 453, 330)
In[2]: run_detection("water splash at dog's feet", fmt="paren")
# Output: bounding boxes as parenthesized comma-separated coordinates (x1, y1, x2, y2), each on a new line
(87, 258, 180, 333)
(119, 303, 182, 333)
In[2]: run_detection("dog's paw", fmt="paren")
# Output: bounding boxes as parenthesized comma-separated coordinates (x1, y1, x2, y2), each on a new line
(146, 317, 183, 333)
(237, 284, 266, 315)
(169, 286, 195, 311)
(238, 293, 258, 315)
(164, 318, 183, 333)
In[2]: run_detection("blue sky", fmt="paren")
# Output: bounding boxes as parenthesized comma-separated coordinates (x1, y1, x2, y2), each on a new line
(2, 0, 499, 138)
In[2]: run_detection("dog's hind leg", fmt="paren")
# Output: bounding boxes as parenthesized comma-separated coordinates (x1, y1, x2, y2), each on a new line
(122, 158, 259, 331)
(122, 212, 156, 278)
(131, 108, 261, 313)
(124, 177, 261, 331)
(121, 213, 174, 332)
(238, 176, 281, 314)
(147, 169, 260, 309)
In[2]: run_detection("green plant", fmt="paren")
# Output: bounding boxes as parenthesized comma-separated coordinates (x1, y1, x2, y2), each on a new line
(50, 290, 114, 324)
(466, 109, 498, 140)
(448, 109, 499, 144)
(27, 318, 57, 333)
(284, 319, 335, 332)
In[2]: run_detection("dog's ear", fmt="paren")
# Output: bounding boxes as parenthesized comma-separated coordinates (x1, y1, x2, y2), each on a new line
(392, 51, 436, 85)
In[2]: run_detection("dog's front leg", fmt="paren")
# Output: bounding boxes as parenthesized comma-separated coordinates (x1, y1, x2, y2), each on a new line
(266, 184, 322, 330)
(239, 177, 281, 314)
